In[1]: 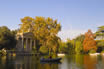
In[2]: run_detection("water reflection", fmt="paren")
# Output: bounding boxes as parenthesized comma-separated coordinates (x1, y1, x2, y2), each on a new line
(15, 56, 40, 69)
(0, 55, 104, 69)
(84, 55, 97, 69)
(39, 63, 58, 69)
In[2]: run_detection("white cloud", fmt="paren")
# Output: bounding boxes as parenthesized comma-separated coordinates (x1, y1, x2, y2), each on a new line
(58, 29, 87, 42)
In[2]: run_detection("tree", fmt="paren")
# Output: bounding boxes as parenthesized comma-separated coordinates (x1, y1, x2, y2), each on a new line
(96, 26, 104, 36)
(83, 30, 97, 52)
(66, 39, 75, 54)
(0, 26, 17, 49)
(74, 34, 85, 43)
(39, 46, 48, 54)
(94, 26, 104, 52)
(75, 41, 82, 54)
(74, 35, 85, 54)
(47, 35, 60, 55)
(20, 16, 61, 53)
(59, 41, 68, 53)
(96, 40, 104, 52)
(96, 40, 104, 47)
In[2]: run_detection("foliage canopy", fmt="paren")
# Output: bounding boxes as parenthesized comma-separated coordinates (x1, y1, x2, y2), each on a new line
(83, 30, 97, 52)
(20, 16, 61, 53)
(0, 26, 17, 49)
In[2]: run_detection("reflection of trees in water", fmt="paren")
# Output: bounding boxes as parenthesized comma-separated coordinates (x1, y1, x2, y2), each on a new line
(39, 63, 58, 69)
(62, 55, 99, 69)
(14, 56, 59, 69)
(0, 56, 7, 69)
(66, 55, 103, 69)
(75, 55, 84, 69)
(64, 55, 84, 69)
(2, 55, 104, 69)
(0, 56, 59, 69)
(0, 56, 40, 69)
(84, 55, 97, 69)
(98, 55, 104, 68)
(4, 56, 15, 69)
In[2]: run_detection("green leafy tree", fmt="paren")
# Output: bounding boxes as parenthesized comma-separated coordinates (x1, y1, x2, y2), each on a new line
(95, 26, 104, 52)
(0, 26, 17, 49)
(96, 40, 104, 52)
(75, 41, 82, 54)
(96, 26, 104, 36)
(73, 34, 85, 54)
(96, 40, 104, 47)
(66, 39, 75, 54)
(59, 41, 68, 53)
(74, 35, 85, 43)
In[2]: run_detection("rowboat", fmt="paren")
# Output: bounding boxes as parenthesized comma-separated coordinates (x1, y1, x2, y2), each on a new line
(40, 58, 62, 62)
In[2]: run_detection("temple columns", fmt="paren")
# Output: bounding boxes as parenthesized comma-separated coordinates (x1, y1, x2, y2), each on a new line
(22, 38, 35, 52)
(30, 39, 32, 52)
(34, 40, 36, 48)
(26, 38, 28, 52)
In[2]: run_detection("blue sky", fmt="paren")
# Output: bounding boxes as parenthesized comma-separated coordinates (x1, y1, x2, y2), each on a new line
(0, 0, 104, 41)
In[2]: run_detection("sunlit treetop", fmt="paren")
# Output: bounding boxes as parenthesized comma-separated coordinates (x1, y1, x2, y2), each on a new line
(19, 16, 61, 47)
(20, 16, 61, 35)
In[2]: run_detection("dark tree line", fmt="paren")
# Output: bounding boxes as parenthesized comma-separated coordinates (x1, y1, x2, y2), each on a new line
(0, 26, 17, 50)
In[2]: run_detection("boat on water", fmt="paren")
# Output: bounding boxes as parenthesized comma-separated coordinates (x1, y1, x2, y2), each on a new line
(40, 58, 62, 62)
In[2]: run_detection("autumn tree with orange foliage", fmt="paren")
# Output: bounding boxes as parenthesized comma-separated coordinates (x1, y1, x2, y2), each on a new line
(83, 29, 97, 52)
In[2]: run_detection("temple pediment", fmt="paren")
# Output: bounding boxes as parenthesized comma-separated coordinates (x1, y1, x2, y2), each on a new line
(23, 32, 34, 38)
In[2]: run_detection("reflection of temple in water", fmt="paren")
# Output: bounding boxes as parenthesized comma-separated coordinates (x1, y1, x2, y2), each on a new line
(15, 56, 40, 69)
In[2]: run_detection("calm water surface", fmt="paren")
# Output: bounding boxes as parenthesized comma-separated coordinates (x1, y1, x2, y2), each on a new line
(0, 55, 104, 69)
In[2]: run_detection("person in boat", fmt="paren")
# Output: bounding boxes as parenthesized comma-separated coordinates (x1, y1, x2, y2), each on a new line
(49, 56, 52, 59)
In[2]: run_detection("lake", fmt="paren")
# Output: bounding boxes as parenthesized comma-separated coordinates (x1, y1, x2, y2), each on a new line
(0, 54, 104, 69)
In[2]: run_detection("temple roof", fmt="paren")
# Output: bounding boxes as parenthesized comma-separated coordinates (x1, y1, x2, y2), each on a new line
(16, 32, 34, 39)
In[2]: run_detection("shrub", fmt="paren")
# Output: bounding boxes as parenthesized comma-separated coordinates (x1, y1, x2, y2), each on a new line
(39, 46, 48, 54)
(89, 49, 96, 54)
(101, 50, 104, 53)
(0, 49, 7, 56)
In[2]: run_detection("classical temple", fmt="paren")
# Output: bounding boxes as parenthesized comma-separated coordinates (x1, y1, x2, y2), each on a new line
(16, 32, 36, 53)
